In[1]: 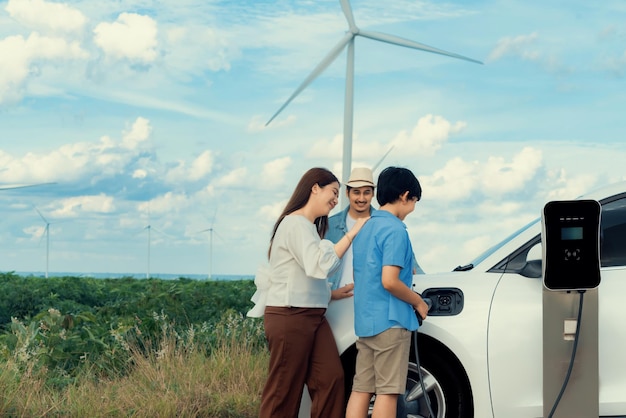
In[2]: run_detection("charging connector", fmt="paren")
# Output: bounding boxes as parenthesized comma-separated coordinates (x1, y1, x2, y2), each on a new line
(407, 294, 435, 417)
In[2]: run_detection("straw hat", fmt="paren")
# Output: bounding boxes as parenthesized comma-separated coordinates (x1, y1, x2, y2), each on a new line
(345, 167, 375, 188)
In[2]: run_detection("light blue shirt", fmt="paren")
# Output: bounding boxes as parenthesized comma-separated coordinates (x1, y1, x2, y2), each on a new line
(326, 206, 424, 290)
(326, 205, 374, 289)
(352, 210, 419, 337)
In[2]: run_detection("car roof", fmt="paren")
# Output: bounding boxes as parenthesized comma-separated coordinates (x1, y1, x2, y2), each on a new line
(579, 180, 626, 201)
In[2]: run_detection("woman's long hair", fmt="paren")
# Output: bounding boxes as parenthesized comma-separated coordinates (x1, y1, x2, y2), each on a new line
(268, 167, 339, 259)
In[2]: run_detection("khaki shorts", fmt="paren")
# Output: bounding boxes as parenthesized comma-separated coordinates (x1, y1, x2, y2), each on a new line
(352, 328, 411, 395)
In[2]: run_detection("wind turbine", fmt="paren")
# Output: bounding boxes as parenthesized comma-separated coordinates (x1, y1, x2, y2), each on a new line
(143, 223, 153, 279)
(139, 207, 171, 279)
(34, 207, 52, 278)
(198, 209, 221, 280)
(265, 0, 483, 207)
(141, 222, 171, 279)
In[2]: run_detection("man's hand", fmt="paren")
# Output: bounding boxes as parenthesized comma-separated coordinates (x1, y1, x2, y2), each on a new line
(331, 283, 354, 300)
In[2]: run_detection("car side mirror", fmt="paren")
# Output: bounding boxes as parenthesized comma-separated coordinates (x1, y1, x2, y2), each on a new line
(521, 243, 542, 278)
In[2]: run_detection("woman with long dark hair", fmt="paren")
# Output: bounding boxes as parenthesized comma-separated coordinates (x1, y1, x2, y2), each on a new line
(255, 167, 368, 418)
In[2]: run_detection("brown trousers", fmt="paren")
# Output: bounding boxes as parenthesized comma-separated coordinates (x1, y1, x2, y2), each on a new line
(260, 307, 345, 418)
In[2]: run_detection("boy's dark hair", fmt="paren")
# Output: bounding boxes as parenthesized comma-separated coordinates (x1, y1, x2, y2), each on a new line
(376, 166, 421, 206)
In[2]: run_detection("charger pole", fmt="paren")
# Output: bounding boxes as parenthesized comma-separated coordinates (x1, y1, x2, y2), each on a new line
(542, 289, 598, 418)
(542, 200, 601, 418)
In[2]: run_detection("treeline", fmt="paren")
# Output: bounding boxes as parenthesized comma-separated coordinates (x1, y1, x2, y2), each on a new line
(0, 272, 264, 389)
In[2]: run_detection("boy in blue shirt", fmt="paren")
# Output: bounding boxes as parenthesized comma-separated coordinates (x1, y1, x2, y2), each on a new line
(345, 166, 430, 418)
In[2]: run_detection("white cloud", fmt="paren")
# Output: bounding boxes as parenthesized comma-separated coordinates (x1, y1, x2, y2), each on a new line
(93, 13, 158, 63)
(5, 0, 87, 34)
(140, 191, 191, 214)
(23, 224, 44, 240)
(421, 146, 543, 202)
(259, 200, 286, 223)
(0, 117, 154, 184)
(421, 157, 480, 201)
(308, 133, 343, 159)
(214, 167, 247, 187)
(132, 169, 147, 179)
(122, 117, 152, 149)
(166, 150, 215, 184)
(163, 25, 235, 77)
(391, 114, 466, 157)
(482, 147, 543, 194)
(51, 194, 116, 217)
(188, 151, 215, 181)
(261, 157, 292, 185)
(546, 169, 599, 201)
(0, 32, 87, 103)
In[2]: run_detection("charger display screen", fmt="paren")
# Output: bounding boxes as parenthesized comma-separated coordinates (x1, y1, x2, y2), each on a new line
(561, 226, 583, 240)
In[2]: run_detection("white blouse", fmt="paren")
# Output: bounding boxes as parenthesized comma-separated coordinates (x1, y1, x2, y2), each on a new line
(263, 214, 341, 309)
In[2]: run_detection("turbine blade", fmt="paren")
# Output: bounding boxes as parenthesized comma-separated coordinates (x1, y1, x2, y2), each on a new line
(34, 207, 48, 223)
(151, 226, 174, 240)
(339, 0, 357, 32)
(266, 32, 354, 126)
(372, 145, 395, 171)
(358, 30, 483, 65)
(0, 182, 56, 191)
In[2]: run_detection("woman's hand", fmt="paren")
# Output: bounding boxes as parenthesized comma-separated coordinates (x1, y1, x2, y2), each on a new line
(347, 216, 370, 241)
(331, 283, 354, 300)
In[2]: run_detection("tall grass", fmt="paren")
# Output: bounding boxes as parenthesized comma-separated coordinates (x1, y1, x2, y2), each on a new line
(0, 310, 269, 417)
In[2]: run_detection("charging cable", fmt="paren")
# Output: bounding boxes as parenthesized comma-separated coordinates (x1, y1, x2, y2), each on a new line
(406, 297, 436, 417)
(547, 290, 585, 418)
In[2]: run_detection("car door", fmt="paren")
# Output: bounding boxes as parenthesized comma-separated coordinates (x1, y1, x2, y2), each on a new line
(596, 196, 626, 415)
(486, 239, 544, 418)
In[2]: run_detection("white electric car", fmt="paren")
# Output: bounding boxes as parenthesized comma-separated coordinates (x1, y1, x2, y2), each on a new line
(316, 181, 626, 418)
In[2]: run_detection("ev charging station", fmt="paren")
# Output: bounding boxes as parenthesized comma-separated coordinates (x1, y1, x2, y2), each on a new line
(542, 199, 601, 418)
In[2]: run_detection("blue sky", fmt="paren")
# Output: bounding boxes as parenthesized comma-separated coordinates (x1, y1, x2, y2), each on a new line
(1, 0, 625, 277)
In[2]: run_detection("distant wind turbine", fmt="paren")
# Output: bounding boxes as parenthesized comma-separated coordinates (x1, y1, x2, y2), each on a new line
(138, 206, 172, 279)
(265, 0, 482, 208)
(142, 222, 171, 279)
(197, 209, 222, 280)
(34, 207, 52, 278)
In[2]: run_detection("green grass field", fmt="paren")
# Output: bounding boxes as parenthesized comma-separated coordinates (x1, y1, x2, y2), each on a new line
(0, 273, 268, 417)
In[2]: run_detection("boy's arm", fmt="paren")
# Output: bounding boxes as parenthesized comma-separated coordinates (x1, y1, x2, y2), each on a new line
(381, 265, 429, 319)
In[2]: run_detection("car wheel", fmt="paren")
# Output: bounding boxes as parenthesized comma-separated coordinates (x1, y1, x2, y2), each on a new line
(392, 341, 473, 418)
(390, 361, 446, 418)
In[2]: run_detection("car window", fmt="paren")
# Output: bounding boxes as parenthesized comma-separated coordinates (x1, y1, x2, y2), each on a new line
(468, 218, 539, 267)
(599, 197, 626, 267)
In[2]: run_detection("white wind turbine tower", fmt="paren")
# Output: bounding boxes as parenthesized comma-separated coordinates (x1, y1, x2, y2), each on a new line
(266, 0, 483, 208)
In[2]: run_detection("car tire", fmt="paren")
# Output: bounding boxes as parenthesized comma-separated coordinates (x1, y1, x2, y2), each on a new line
(396, 335, 473, 418)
